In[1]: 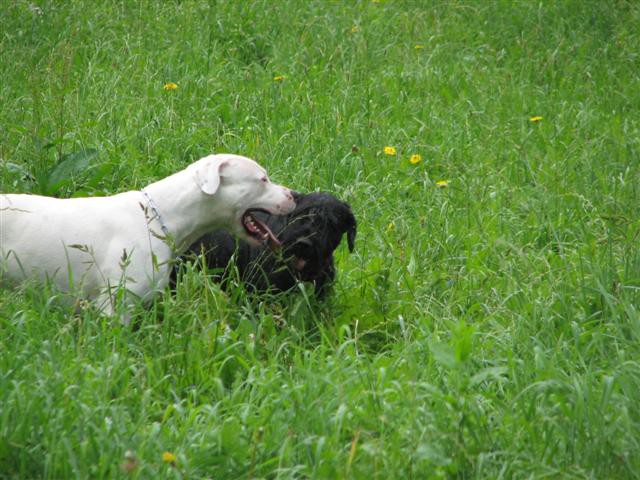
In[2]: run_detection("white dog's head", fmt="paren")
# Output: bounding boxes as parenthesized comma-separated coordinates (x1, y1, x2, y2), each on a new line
(192, 154, 296, 248)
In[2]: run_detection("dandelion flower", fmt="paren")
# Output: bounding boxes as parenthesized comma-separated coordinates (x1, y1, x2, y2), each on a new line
(386, 221, 395, 232)
(163, 82, 178, 91)
(529, 116, 543, 123)
(273, 75, 286, 81)
(435, 180, 449, 188)
(414, 45, 424, 50)
(409, 154, 422, 164)
(383, 146, 396, 155)
(351, 25, 360, 33)
(162, 451, 177, 464)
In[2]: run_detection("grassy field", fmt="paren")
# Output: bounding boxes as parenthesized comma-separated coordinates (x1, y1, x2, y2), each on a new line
(1, 0, 640, 478)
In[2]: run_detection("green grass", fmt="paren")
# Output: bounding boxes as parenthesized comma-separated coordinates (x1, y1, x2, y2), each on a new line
(2, 0, 640, 478)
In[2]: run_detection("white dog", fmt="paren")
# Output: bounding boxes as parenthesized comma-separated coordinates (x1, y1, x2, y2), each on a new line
(0, 153, 296, 315)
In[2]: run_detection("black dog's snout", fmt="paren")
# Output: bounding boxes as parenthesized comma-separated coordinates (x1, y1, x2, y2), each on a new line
(291, 191, 303, 203)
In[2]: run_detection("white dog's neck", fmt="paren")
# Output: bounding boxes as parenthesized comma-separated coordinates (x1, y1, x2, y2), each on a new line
(142, 169, 226, 253)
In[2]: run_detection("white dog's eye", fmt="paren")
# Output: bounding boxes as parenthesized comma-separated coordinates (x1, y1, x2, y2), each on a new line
(261, 177, 268, 183)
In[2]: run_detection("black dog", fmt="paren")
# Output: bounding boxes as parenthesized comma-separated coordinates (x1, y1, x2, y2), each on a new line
(172, 192, 356, 296)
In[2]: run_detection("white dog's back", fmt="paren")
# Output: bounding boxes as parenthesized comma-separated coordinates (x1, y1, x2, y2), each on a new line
(1, 192, 162, 299)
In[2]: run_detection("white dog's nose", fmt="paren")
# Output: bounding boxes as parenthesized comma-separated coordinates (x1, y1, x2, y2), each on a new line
(285, 189, 294, 202)
(279, 188, 296, 213)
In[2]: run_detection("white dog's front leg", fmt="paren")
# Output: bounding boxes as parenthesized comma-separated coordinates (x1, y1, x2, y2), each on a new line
(95, 291, 133, 325)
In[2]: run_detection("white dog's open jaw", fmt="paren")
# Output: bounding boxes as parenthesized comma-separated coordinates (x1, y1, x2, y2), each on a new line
(190, 154, 297, 250)
(242, 208, 281, 249)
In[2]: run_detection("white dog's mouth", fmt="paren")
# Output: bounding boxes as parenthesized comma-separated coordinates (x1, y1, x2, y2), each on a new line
(242, 209, 281, 250)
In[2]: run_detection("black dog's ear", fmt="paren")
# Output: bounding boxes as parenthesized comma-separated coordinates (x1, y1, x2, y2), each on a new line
(347, 222, 356, 252)
(337, 201, 357, 253)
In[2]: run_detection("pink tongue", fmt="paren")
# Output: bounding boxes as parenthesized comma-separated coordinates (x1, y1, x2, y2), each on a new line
(266, 231, 282, 250)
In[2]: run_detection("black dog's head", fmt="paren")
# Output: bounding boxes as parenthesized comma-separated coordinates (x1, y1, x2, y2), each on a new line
(252, 192, 357, 292)
(174, 191, 357, 296)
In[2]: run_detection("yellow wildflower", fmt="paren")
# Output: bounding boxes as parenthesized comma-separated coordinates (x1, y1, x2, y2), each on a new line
(162, 451, 177, 464)
(163, 82, 178, 91)
(351, 25, 360, 33)
(386, 221, 395, 232)
(529, 116, 543, 123)
(383, 146, 396, 155)
(273, 75, 286, 81)
(414, 45, 424, 50)
(409, 154, 422, 164)
(435, 180, 449, 188)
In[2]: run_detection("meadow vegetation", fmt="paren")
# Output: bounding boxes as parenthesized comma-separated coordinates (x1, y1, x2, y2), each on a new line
(1, 1, 639, 478)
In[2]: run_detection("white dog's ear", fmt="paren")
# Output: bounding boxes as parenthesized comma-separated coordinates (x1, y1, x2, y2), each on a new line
(192, 156, 228, 195)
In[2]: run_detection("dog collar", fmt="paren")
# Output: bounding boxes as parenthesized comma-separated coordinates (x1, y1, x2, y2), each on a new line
(141, 190, 170, 237)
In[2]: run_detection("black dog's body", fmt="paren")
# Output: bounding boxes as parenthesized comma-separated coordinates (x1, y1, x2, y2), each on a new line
(172, 192, 356, 295)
